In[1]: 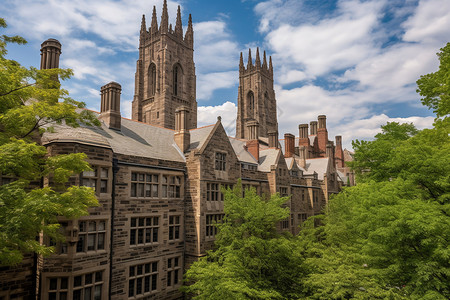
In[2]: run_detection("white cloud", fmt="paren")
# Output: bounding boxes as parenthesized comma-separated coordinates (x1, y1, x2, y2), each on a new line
(197, 71, 237, 100)
(266, 0, 384, 76)
(333, 114, 435, 149)
(197, 101, 237, 135)
(402, 0, 450, 45)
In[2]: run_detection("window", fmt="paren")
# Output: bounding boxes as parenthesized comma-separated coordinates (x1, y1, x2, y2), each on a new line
(130, 216, 159, 246)
(290, 170, 298, 177)
(313, 190, 319, 205)
(279, 187, 288, 197)
(167, 257, 181, 288)
(148, 64, 156, 97)
(162, 175, 181, 198)
(168, 216, 180, 240)
(48, 277, 68, 300)
(215, 152, 226, 171)
(130, 172, 159, 198)
(173, 64, 182, 96)
(247, 91, 255, 117)
(206, 214, 224, 238)
(128, 262, 158, 297)
(206, 183, 219, 201)
(242, 163, 257, 171)
(73, 271, 103, 300)
(281, 218, 289, 230)
(298, 213, 308, 223)
(49, 222, 68, 254)
(81, 167, 108, 194)
(301, 189, 305, 201)
(76, 220, 106, 253)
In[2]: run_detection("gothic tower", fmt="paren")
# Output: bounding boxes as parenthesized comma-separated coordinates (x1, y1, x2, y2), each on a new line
(132, 1, 197, 129)
(236, 48, 278, 140)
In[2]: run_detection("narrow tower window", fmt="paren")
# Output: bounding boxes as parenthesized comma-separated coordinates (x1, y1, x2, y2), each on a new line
(247, 91, 255, 118)
(173, 64, 182, 96)
(148, 64, 156, 97)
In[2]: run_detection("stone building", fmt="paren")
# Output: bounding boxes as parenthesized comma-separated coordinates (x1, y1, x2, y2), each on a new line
(0, 1, 353, 299)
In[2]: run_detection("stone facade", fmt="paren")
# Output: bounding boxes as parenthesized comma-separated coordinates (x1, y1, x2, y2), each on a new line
(235, 49, 278, 139)
(132, 2, 197, 130)
(1, 1, 354, 299)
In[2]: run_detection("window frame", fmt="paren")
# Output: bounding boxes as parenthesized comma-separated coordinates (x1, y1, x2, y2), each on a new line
(129, 216, 160, 247)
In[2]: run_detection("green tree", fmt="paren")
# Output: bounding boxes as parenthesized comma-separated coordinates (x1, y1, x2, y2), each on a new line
(302, 108, 450, 298)
(417, 42, 450, 117)
(0, 19, 99, 266)
(183, 182, 307, 299)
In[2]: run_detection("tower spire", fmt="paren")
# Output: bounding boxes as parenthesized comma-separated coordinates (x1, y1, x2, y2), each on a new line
(262, 50, 268, 69)
(175, 5, 183, 37)
(247, 48, 253, 68)
(184, 14, 193, 48)
(269, 55, 273, 74)
(161, 0, 169, 32)
(239, 52, 244, 70)
(140, 14, 147, 33)
(151, 6, 158, 34)
(255, 47, 261, 67)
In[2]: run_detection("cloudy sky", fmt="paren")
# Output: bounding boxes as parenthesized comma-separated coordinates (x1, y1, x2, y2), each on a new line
(2, 0, 449, 149)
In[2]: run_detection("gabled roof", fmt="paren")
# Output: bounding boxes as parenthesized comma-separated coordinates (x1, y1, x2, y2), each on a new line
(42, 115, 186, 162)
(228, 137, 258, 164)
(258, 148, 280, 172)
(302, 157, 330, 180)
(189, 124, 215, 151)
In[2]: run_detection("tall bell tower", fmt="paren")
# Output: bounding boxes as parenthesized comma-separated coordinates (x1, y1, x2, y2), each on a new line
(236, 48, 278, 139)
(132, 0, 197, 129)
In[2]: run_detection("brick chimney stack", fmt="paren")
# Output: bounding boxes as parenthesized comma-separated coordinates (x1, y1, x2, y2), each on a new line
(310, 121, 318, 135)
(284, 133, 295, 158)
(40, 38, 61, 70)
(174, 106, 191, 152)
(99, 82, 122, 130)
(268, 130, 278, 148)
(335, 135, 344, 168)
(317, 115, 328, 156)
(298, 123, 309, 147)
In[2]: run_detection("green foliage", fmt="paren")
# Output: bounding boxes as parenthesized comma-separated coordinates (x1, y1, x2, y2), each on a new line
(183, 182, 306, 299)
(349, 122, 418, 182)
(0, 19, 99, 266)
(417, 42, 450, 117)
(303, 120, 450, 298)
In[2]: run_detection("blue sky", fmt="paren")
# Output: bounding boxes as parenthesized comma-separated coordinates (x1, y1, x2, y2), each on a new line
(2, 0, 449, 149)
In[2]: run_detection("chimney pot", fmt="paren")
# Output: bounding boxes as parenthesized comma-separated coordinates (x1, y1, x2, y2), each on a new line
(99, 82, 122, 130)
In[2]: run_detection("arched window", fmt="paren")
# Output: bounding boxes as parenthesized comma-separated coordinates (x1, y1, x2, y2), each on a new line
(173, 64, 183, 96)
(148, 63, 156, 97)
(247, 91, 255, 117)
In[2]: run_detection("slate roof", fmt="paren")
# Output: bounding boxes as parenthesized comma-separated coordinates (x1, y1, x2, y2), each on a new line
(301, 157, 330, 180)
(228, 137, 258, 164)
(42, 116, 186, 162)
(258, 148, 280, 172)
(189, 124, 215, 151)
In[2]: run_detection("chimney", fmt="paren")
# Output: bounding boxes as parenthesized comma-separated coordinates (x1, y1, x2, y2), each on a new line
(174, 106, 191, 152)
(298, 123, 309, 147)
(335, 136, 344, 168)
(268, 130, 278, 148)
(40, 38, 61, 70)
(326, 142, 335, 166)
(99, 82, 122, 130)
(310, 121, 318, 135)
(317, 115, 328, 156)
(284, 133, 295, 158)
(299, 146, 307, 168)
(246, 140, 259, 162)
(247, 120, 259, 140)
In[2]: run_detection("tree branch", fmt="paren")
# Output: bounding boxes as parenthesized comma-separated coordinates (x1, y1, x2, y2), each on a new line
(0, 83, 35, 97)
